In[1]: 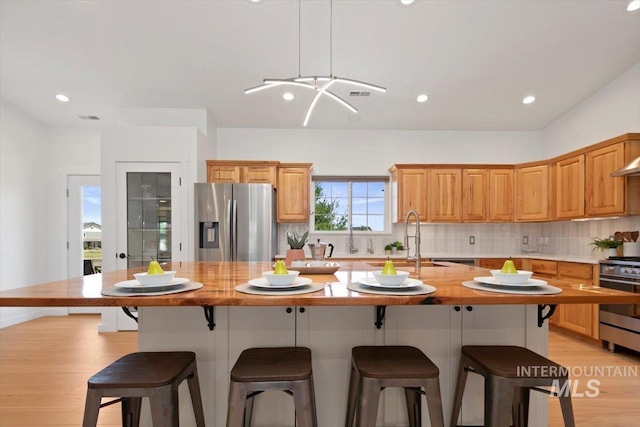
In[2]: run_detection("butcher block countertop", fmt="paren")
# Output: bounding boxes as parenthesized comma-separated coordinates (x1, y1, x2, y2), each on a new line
(1, 261, 637, 307)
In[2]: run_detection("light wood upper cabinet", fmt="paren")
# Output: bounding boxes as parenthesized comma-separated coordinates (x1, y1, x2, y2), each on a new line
(429, 169, 462, 222)
(277, 163, 312, 223)
(207, 160, 278, 187)
(390, 166, 428, 222)
(556, 155, 585, 219)
(488, 169, 514, 221)
(516, 164, 549, 221)
(462, 169, 487, 222)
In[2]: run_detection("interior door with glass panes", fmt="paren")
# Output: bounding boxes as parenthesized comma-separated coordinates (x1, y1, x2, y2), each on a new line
(115, 162, 182, 329)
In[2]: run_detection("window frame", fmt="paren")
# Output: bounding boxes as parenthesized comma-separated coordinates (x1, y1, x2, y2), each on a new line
(311, 176, 390, 234)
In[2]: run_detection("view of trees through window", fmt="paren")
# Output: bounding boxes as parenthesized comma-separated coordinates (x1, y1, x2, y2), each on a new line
(313, 181, 386, 232)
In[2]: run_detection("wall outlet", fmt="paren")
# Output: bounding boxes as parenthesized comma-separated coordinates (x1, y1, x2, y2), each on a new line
(522, 236, 529, 245)
(469, 236, 475, 245)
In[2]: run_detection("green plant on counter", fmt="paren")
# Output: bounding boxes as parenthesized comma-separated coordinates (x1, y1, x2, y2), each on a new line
(287, 231, 309, 249)
(384, 241, 404, 251)
(588, 236, 622, 252)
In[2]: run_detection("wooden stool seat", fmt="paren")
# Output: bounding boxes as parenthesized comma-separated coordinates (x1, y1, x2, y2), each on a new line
(226, 347, 318, 427)
(346, 346, 445, 427)
(450, 345, 575, 427)
(83, 351, 206, 427)
(230, 347, 312, 382)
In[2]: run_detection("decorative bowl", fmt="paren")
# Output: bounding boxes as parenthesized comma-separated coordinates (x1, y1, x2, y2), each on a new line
(262, 270, 300, 286)
(133, 271, 177, 286)
(490, 270, 533, 284)
(372, 270, 411, 286)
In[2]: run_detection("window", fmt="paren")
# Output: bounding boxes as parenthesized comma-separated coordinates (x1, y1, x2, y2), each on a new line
(312, 178, 388, 232)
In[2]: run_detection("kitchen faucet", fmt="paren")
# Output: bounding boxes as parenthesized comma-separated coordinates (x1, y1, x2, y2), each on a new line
(349, 226, 358, 254)
(404, 210, 421, 272)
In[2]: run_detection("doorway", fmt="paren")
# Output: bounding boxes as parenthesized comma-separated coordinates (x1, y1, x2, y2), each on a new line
(67, 175, 102, 314)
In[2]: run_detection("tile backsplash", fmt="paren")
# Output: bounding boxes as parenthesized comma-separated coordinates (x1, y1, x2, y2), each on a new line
(279, 215, 640, 261)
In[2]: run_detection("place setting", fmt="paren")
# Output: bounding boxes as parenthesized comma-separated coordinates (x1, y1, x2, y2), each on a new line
(346, 260, 437, 296)
(235, 261, 325, 295)
(101, 260, 203, 297)
(462, 260, 562, 295)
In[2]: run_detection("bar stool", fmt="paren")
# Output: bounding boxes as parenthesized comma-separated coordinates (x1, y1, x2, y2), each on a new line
(450, 345, 576, 427)
(226, 347, 318, 427)
(82, 351, 206, 427)
(345, 346, 445, 427)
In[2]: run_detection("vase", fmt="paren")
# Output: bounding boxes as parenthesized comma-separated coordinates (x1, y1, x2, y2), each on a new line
(603, 248, 618, 259)
(285, 249, 306, 266)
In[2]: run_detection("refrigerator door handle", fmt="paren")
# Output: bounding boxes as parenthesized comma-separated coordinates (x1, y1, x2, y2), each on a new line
(227, 198, 234, 261)
(232, 199, 238, 261)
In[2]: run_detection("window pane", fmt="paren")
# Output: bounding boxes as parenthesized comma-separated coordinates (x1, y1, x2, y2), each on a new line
(368, 182, 385, 198)
(368, 215, 385, 231)
(329, 182, 348, 198)
(368, 198, 385, 215)
(352, 182, 367, 197)
(352, 197, 368, 214)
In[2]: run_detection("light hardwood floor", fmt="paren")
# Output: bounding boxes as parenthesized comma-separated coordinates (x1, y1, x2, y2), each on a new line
(0, 315, 638, 426)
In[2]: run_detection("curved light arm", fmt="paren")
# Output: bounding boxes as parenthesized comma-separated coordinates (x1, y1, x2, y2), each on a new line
(303, 80, 337, 127)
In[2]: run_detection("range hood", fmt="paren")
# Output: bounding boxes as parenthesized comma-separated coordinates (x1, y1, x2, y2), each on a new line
(610, 156, 640, 177)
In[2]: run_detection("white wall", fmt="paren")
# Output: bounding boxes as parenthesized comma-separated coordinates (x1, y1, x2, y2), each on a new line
(541, 62, 640, 157)
(217, 129, 542, 175)
(0, 100, 54, 327)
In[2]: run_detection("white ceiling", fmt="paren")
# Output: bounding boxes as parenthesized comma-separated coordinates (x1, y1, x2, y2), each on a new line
(1, 0, 639, 131)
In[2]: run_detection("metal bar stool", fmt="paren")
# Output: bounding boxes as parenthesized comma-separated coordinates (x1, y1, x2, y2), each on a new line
(345, 346, 445, 427)
(450, 345, 576, 427)
(226, 347, 318, 427)
(82, 351, 206, 427)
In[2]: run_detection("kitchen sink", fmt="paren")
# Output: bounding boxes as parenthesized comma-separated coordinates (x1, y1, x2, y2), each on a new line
(366, 261, 444, 268)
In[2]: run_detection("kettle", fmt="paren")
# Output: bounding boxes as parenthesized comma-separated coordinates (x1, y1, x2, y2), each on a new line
(308, 239, 334, 260)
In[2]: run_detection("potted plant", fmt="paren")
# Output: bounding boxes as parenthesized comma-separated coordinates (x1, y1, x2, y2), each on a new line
(384, 241, 405, 255)
(285, 231, 308, 265)
(589, 237, 622, 258)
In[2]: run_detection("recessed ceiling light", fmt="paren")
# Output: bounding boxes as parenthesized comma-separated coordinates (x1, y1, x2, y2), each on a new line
(55, 94, 70, 102)
(416, 94, 429, 103)
(283, 92, 294, 101)
(400, 0, 416, 6)
(249, 0, 262, 3)
(627, 0, 640, 12)
(522, 96, 536, 105)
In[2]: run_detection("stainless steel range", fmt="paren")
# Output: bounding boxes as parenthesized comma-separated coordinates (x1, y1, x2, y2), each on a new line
(599, 257, 640, 353)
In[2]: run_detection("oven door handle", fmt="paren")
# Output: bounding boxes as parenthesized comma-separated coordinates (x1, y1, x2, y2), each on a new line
(600, 277, 640, 287)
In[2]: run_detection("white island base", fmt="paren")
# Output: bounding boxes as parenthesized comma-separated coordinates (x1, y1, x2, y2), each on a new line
(136, 304, 548, 426)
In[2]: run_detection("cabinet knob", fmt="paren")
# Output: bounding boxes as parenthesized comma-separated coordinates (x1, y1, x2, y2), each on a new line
(454, 306, 461, 312)
(299, 307, 306, 313)
(286, 307, 292, 314)
(466, 306, 473, 312)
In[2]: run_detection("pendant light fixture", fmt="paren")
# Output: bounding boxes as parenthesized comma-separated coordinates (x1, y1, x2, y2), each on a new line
(244, 0, 386, 126)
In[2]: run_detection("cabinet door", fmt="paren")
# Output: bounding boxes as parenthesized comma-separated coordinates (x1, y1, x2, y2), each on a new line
(488, 169, 514, 221)
(462, 169, 487, 222)
(429, 169, 462, 222)
(277, 165, 311, 222)
(228, 307, 296, 426)
(296, 306, 376, 427)
(395, 168, 428, 222)
(516, 164, 549, 221)
(207, 165, 238, 183)
(556, 155, 585, 219)
(244, 165, 277, 185)
(556, 262, 594, 337)
(586, 143, 625, 215)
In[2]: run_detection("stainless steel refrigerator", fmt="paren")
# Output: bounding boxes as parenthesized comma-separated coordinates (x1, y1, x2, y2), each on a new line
(195, 183, 277, 261)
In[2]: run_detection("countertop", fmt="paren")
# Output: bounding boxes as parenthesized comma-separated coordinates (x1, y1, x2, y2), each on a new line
(276, 253, 601, 264)
(0, 261, 636, 307)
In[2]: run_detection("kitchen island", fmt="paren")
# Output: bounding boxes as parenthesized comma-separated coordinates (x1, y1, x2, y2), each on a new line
(2, 261, 638, 427)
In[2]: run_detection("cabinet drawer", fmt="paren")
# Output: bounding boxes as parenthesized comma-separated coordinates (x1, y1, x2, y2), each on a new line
(477, 258, 523, 270)
(530, 259, 557, 276)
(557, 262, 593, 282)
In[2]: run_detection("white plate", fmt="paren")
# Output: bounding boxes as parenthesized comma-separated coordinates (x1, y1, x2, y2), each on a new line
(115, 277, 190, 290)
(247, 277, 313, 290)
(473, 276, 548, 287)
(358, 277, 423, 289)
